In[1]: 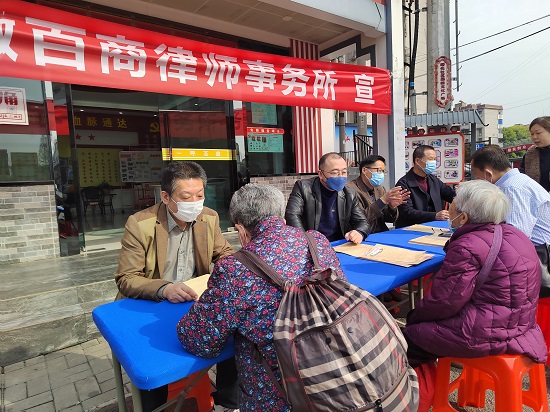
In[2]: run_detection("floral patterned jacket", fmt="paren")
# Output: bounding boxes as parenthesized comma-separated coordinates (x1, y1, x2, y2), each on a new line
(177, 216, 345, 412)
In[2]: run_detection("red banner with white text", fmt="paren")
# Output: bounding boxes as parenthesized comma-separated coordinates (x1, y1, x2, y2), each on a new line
(0, 0, 391, 113)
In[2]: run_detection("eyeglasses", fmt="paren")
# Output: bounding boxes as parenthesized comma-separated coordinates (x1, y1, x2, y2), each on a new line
(322, 169, 348, 177)
(366, 167, 387, 175)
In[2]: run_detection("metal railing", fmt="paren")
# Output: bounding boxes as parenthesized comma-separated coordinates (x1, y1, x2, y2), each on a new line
(339, 131, 374, 167)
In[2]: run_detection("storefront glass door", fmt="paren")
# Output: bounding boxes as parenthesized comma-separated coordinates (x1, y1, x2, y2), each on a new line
(159, 96, 237, 230)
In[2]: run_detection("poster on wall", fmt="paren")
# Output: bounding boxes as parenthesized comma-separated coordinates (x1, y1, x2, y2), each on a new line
(0, 87, 28, 125)
(247, 127, 284, 153)
(119, 151, 163, 182)
(78, 148, 120, 187)
(405, 132, 465, 184)
(251, 103, 277, 125)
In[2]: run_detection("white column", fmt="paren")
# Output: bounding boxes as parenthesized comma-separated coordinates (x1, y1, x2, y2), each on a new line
(376, 0, 406, 187)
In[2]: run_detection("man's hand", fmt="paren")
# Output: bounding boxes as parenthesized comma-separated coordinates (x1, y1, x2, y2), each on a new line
(344, 230, 363, 244)
(382, 187, 410, 209)
(163, 283, 198, 303)
(435, 210, 450, 220)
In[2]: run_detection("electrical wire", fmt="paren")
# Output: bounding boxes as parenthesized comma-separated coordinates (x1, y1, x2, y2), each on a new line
(470, 41, 550, 101)
(452, 14, 550, 49)
(460, 26, 550, 63)
(506, 96, 550, 111)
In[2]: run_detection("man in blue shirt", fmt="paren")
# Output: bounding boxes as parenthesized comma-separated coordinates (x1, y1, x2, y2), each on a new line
(285, 152, 369, 243)
(471, 145, 550, 247)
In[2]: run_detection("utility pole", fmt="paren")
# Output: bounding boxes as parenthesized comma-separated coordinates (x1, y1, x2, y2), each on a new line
(427, 0, 452, 113)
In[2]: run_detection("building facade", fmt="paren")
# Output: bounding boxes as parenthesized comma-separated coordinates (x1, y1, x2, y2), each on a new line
(0, 0, 407, 262)
(454, 102, 504, 146)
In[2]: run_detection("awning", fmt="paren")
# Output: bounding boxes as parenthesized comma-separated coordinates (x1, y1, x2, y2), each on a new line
(0, 0, 392, 114)
(405, 109, 487, 128)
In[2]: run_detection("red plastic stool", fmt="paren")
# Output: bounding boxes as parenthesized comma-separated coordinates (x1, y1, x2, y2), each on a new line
(536, 297, 550, 366)
(167, 370, 213, 412)
(432, 355, 548, 412)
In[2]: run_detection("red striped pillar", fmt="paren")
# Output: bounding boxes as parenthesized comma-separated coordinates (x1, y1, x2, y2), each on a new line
(290, 39, 322, 174)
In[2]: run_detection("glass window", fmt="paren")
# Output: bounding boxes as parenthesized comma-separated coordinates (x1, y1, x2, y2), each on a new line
(0, 78, 50, 182)
(243, 102, 294, 175)
(159, 96, 236, 229)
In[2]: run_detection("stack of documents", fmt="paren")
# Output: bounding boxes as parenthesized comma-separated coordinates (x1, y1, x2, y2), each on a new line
(409, 234, 449, 247)
(333, 243, 434, 267)
(402, 224, 449, 235)
(183, 274, 211, 298)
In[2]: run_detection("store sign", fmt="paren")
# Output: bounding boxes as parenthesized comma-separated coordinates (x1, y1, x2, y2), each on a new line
(504, 143, 533, 154)
(0, 0, 391, 113)
(0, 86, 28, 125)
(162, 148, 234, 161)
(433, 56, 453, 108)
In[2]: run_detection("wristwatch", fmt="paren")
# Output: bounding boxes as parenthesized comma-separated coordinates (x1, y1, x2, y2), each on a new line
(156, 284, 168, 301)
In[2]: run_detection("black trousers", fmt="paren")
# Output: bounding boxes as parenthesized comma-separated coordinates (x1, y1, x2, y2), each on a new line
(404, 334, 438, 368)
(139, 357, 239, 411)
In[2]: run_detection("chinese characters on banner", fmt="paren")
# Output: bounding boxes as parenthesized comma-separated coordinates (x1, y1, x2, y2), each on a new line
(405, 133, 465, 184)
(119, 151, 163, 182)
(0, 86, 28, 125)
(77, 148, 120, 187)
(0, 0, 391, 113)
(247, 127, 284, 153)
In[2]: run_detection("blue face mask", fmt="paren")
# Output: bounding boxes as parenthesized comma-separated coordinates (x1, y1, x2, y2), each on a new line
(422, 160, 437, 175)
(324, 176, 347, 191)
(368, 172, 385, 187)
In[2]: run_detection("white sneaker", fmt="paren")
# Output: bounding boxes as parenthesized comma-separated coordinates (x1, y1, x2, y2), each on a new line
(212, 405, 239, 412)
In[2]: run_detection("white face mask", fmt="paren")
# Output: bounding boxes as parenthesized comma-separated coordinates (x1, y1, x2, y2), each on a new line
(171, 198, 204, 222)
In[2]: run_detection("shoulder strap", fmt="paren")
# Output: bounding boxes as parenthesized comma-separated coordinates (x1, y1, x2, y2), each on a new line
(233, 249, 285, 289)
(304, 231, 322, 271)
(474, 224, 502, 293)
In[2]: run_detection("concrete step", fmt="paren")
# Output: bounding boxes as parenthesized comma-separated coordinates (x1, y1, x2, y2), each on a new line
(2, 279, 117, 318)
(1, 276, 118, 366)
(1, 231, 241, 366)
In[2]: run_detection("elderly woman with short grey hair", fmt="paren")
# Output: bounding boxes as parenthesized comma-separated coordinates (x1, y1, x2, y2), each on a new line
(404, 179, 547, 367)
(178, 184, 345, 412)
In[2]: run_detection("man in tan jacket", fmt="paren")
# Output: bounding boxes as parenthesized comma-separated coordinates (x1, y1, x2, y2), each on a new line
(115, 161, 238, 411)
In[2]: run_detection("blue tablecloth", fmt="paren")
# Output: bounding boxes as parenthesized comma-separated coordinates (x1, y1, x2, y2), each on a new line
(363, 220, 449, 256)
(93, 225, 447, 391)
(92, 299, 234, 390)
(332, 237, 445, 296)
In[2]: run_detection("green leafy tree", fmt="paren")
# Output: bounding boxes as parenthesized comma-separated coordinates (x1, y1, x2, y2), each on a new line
(502, 125, 530, 145)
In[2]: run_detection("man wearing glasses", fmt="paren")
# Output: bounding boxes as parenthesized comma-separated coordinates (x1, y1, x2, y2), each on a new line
(285, 152, 369, 244)
(347, 155, 410, 233)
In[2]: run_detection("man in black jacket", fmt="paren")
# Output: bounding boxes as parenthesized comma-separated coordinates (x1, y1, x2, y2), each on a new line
(395, 145, 455, 228)
(285, 152, 369, 243)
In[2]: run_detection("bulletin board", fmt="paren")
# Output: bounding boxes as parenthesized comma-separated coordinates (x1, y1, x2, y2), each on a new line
(405, 132, 465, 184)
(119, 151, 163, 183)
(247, 127, 284, 153)
(78, 148, 120, 187)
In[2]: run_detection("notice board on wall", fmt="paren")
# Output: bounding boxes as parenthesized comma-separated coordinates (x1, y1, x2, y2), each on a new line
(119, 151, 163, 183)
(78, 148, 120, 187)
(246, 127, 284, 153)
(405, 132, 465, 184)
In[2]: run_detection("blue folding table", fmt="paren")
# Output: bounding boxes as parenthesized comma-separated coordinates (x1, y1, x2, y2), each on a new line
(92, 223, 446, 412)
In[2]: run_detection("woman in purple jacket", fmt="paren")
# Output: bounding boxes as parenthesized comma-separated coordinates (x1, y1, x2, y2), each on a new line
(404, 180, 547, 366)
